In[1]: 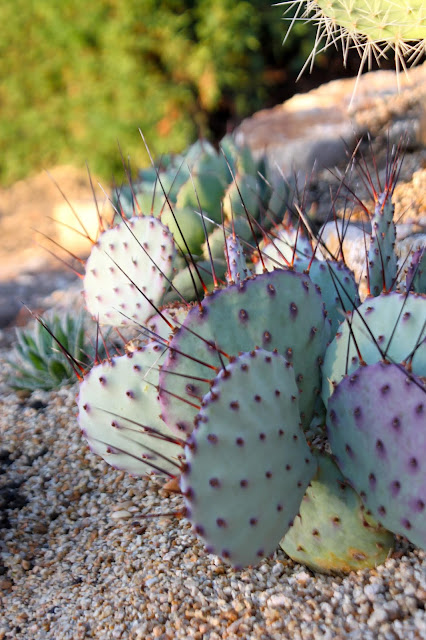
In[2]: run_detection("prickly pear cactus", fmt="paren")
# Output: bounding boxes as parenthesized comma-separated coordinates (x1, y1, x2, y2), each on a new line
(180, 349, 317, 568)
(69, 133, 426, 575)
(159, 269, 331, 435)
(367, 192, 397, 297)
(327, 361, 426, 549)
(78, 343, 183, 476)
(83, 216, 176, 327)
(280, 453, 395, 573)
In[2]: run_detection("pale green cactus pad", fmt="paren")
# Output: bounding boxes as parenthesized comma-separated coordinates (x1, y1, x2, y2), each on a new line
(83, 216, 176, 327)
(225, 234, 251, 284)
(78, 343, 183, 476)
(368, 192, 397, 297)
(180, 349, 316, 568)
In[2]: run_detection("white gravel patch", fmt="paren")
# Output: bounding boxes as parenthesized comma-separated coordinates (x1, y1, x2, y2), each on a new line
(0, 354, 425, 640)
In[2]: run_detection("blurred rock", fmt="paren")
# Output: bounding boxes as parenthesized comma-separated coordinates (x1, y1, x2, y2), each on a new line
(0, 166, 106, 331)
(236, 62, 426, 177)
(319, 220, 426, 300)
(53, 198, 113, 256)
(0, 165, 110, 274)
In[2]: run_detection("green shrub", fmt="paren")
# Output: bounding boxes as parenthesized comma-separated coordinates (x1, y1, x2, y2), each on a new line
(0, 0, 315, 186)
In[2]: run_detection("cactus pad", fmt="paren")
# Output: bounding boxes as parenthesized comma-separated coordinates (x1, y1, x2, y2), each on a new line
(84, 216, 176, 327)
(297, 259, 361, 333)
(161, 206, 213, 256)
(222, 174, 259, 221)
(225, 234, 250, 284)
(176, 152, 228, 223)
(78, 344, 182, 476)
(406, 247, 426, 294)
(367, 192, 397, 297)
(180, 349, 316, 568)
(280, 453, 394, 573)
(159, 269, 331, 434)
(327, 362, 426, 549)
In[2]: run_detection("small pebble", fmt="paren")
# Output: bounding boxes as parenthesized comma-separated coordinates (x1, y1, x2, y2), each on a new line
(110, 510, 132, 520)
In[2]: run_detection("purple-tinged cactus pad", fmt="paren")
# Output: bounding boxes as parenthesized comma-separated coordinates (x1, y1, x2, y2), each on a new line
(280, 453, 394, 573)
(180, 349, 316, 568)
(322, 291, 426, 403)
(78, 343, 182, 476)
(159, 269, 331, 434)
(84, 216, 176, 327)
(327, 362, 426, 549)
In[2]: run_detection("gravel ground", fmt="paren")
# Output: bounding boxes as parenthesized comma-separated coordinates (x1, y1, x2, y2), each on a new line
(0, 352, 425, 640)
(0, 124, 425, 640)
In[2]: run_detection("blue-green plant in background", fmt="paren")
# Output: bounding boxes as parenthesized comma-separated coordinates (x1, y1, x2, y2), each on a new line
(8, 311, 104, 392)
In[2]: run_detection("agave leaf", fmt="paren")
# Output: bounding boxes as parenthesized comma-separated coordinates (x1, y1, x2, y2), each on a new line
(26, 350, 48, 372)
(7, 310, 95, 392)
(8, 372, 48, 391)
(16, 331, 37, 353)
(47, 358, 74, 384)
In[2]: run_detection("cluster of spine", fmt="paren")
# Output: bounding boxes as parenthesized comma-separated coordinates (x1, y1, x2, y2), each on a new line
(277, 0, 426, 84)
(74, 136, 425, 573)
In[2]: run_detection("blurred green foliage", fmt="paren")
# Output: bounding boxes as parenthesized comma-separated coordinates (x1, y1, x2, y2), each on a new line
(0, 1, 314, 186)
